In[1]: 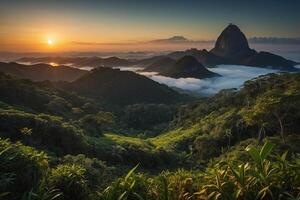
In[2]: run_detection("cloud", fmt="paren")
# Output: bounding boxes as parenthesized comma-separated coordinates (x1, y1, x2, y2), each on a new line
(69, 36, 300, 47)
(70, 36, 215, 47)
(148, 36, 214, 44)
(139, 65, 278, 95)
(149, 36, 189, 43)
(249, 37, 300, 45)
(70, 41, 136, 46)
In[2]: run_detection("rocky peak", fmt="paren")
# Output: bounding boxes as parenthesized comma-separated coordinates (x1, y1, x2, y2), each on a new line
(210, 24, 250, 58)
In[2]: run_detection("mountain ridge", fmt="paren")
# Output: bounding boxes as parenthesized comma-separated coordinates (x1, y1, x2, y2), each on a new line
(0, 62, 87, 81)
(156, 56, 220, 79)
(58, 67, 189, 105)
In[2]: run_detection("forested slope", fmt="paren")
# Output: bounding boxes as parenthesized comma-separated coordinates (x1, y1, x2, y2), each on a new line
(0, 72, 300, 200)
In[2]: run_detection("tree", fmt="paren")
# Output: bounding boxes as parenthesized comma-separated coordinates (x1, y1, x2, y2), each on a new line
(241, 90, 300, 144)
(79, 111, 116, 136)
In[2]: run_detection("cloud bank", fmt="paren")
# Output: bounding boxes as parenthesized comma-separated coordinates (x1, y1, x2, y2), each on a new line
(249, 37, 300, 45)
(139, 65, 278, 95)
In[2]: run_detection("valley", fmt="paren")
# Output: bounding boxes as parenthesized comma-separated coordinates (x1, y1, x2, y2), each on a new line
(1, 3, 300, 199)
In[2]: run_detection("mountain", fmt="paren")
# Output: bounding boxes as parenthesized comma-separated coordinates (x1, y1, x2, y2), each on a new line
(60, 67, 188, 105)
(167, 48, 228, 67)
(210, 24, 252, 58)
(100, 56, 132, 67)
(142, 57, 176, 72)
(209, 24, 298, 69)
(0, 62, 87, 81)
(153, 25, 299, 70)
(150, 36, 189, 43)
(160, 56, 220, 79)
(14, 25, 299, 71)
(17, 56, 133, 68)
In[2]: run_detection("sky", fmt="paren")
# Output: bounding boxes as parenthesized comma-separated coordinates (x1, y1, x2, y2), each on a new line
(1, 0, 300, 52)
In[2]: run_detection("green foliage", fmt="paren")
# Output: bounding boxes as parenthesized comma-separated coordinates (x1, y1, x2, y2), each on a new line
(122, 104, 175, 133)
(0, 72, 103, 119)
(92, 133, 178, 169)
(61, 154, 115, 190)
(0, 139, 48, 200)
(168, 73, 300, 160)
(197, 142, 300, 200)
(1, 70, 300, 199)
(98, 164, 150, 200)
(79, 112, 116, 136)
(97, 142, 300, 200)
(0, 109, 88, 155)
(240, 89, 300, 143)
(46, 96, 72, 117)
(48, 164, 88, 200)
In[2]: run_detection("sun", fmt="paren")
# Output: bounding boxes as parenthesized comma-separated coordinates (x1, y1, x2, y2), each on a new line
(47, 39, 53, 45)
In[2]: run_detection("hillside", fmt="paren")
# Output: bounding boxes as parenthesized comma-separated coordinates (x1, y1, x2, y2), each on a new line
(160, 55, 220, 79)
(0, 70, 300, 199)
(142, 57, 176, 72)
(60, 67, 188, 105)
(17, 56, 133, 68)
(0, 62, 87, 81)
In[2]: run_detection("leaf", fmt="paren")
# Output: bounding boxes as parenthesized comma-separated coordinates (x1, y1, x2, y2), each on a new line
(132, 192, 145, 200)
(50, 193, 62, 200)
(246, 146, 262, 167)
(160, 175, 169, 200)
(260, 142, 274, 161)
(118, 191, 127, 200)
(129, 180, 136, 190)
(124, 164, 139, 182)
(281, 151, 288, 161)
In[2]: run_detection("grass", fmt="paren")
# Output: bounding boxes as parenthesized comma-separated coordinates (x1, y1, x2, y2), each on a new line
(148, 124, 201, 151)
(86, 123, 203, 155)
(97, 125, 201, 153)
(103, 133, 155, 151)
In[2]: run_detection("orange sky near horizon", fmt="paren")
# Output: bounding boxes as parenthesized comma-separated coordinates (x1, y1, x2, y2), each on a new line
(0, 22, 218, 52)
(1, 1, 299, 53)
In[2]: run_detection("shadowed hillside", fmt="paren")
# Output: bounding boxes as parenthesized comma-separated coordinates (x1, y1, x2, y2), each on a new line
(0, 62, 87, 81)
(59, 67, 189, 105)
(159, 55, 220, 78)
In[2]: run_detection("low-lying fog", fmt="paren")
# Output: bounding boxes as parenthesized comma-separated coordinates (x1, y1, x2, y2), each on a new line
(15, 61, 298, 96)
(138, 65, 279, 95)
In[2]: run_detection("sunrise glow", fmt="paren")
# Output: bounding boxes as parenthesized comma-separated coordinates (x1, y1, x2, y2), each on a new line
(47, 39, 53, 46)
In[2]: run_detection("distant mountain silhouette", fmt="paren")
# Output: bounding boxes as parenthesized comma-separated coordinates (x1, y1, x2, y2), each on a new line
(60, 67, 188, 105)
(0, 62, 86, 81)
(135, 56, 165, 67)
(160, 56, 220, 79)
(16, 25, 299, 71)
(145, 24, 299, 70)
(167, 48, 228, 67)
(18, 56, 133, 68)
(142, 57, 176, 72)
(150, 36, 189, 43)
(209, 24, 298, 70)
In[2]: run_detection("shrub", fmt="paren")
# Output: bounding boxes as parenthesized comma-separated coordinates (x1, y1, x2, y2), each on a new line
(0, 139, 48, 200)
(0, 109, 88, 155)
(48, 164, 88, 200)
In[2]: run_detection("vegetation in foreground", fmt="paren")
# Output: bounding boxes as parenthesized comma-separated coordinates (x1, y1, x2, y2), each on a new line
(1, 138, 299, 200)
(0, 72, 300, 199)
